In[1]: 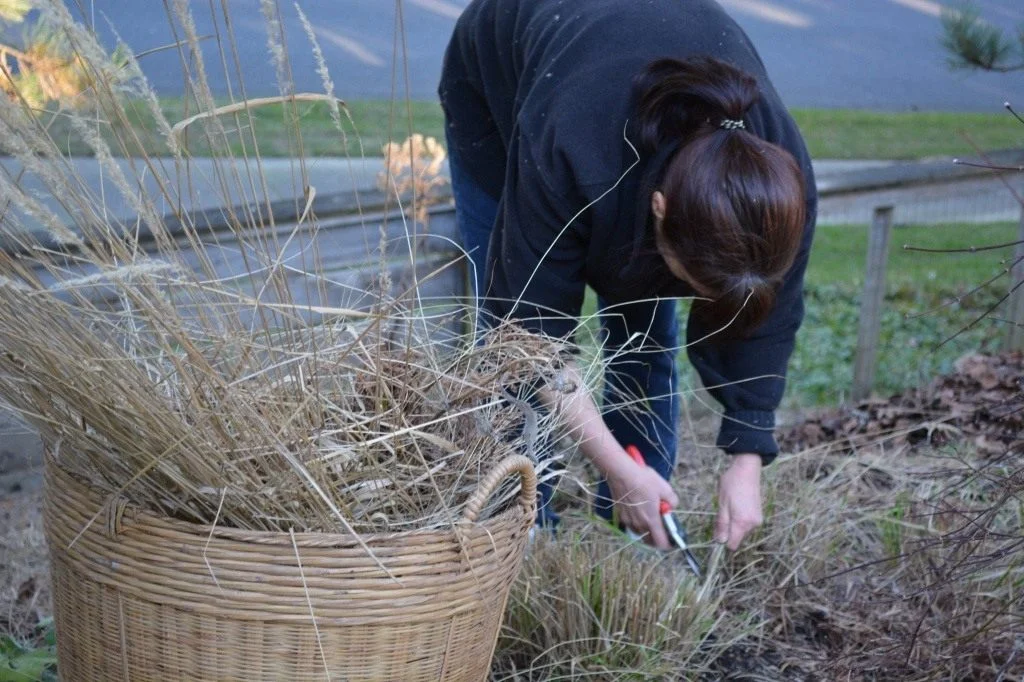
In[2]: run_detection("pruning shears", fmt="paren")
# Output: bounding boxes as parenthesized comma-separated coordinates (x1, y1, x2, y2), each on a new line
(624, 444, 702, 578)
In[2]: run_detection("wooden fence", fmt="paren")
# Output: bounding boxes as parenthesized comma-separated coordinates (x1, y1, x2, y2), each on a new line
(820, 149, 1024, 401)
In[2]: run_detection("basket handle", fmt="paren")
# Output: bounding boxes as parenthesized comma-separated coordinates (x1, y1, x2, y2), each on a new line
(462, 455, 537, 524)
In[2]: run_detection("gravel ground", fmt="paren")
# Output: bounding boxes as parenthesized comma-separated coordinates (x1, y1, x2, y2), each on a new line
(1, 481, 49, 641)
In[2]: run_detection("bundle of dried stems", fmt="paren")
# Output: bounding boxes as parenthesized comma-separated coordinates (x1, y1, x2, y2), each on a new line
(0, 0, 572, 534)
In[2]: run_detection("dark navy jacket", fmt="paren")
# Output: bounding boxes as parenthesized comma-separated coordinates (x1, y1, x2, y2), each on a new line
(439, 0, 817, 459)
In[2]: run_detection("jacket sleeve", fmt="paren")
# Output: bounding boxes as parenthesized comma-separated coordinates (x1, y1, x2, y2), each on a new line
(481, 136, 588, 342)
(685, 196, 817, 464)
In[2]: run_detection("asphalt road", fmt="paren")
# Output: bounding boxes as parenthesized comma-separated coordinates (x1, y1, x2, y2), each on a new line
(56, 0, 1024, 112)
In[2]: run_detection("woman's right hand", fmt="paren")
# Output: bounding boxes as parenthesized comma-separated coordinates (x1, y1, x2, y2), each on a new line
(605, 455, 679, 549)
(536, 363, 679, 549)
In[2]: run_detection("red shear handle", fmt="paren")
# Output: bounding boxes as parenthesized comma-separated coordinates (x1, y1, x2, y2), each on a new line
(625, 445, 675, 515)
(625, 444, 645, 465)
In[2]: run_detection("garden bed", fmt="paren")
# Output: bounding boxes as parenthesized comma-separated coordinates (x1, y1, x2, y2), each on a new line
(5, 353, 1022, 680)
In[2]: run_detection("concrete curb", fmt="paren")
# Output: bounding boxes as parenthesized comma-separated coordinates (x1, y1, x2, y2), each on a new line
(816, 149, 1024, 197)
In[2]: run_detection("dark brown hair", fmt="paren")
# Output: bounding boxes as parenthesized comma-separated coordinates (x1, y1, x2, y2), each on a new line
(634, 56, 806, 338)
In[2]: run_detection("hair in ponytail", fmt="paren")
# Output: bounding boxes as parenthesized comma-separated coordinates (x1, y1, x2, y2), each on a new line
(634, 57, 806, 339)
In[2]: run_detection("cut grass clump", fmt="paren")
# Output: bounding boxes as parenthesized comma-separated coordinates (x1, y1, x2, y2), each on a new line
(0, 286, 566, 532)
(495, 524, 733, 680)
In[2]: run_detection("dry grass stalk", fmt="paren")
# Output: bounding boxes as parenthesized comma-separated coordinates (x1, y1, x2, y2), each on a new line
(170, 93, 347, 142)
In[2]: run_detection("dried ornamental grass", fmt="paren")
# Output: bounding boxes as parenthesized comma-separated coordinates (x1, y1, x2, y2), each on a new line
(379, 133, 449, 223)
(0, 0, 571, 536)
(493, 522, 736, 681)
(0, 282, 567, 533)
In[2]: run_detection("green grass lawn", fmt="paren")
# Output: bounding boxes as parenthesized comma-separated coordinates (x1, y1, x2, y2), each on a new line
(45, 99, 444, 158)
(806, 221, 1019, 295)
(166, 99, 444, 157)
(43, 99, 1022, 160)
(792, 109, 1023, 160)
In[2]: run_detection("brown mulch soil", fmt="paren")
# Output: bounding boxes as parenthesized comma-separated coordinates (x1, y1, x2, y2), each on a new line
(779, 352, 1023, 456)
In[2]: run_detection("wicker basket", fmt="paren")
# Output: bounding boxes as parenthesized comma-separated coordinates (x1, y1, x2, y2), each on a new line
(44, 453, 536, 682)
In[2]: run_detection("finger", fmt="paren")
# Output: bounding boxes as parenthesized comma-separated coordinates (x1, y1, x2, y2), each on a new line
(648, 514, 670, 550)
(714, 504, 730, 545)
(727, 521, 745, 551)
(728, 517, 761, 551)
(662, 481, 680, 510)
(622, 509, 649, 537)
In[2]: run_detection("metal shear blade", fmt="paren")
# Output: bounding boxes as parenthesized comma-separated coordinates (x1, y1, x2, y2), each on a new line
(663, 513, 702, 578)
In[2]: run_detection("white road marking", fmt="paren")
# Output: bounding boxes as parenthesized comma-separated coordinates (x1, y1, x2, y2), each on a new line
(719, 0, 814, 28)
(406, 0, 464, 21)
(314, 26, 386, 67)
(888, 0, 947, 18)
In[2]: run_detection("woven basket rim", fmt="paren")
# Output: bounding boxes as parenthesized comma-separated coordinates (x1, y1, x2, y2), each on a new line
(46, 455, 534, 547)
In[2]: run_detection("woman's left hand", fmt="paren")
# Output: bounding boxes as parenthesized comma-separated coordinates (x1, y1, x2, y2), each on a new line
(714, 454, 763, 551)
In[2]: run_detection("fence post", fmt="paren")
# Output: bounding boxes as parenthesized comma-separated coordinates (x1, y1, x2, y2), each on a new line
(1004, 204, 1024, 352)
(852, 205, 894, 401)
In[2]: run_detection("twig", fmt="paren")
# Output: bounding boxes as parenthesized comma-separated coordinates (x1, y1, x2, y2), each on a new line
(170, 93, 346, 141)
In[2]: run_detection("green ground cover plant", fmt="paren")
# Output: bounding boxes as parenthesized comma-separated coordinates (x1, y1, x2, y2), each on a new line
(0, 621, 55, 682)
(790, 221, 1017, 404)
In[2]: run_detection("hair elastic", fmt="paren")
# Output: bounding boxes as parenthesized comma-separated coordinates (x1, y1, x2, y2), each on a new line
(720, 119, 745, 130)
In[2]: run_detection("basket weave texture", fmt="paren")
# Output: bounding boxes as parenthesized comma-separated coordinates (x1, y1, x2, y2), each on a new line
(44, 454, 536, 682)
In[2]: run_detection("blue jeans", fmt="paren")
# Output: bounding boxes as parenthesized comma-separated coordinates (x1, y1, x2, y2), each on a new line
(447, 144, 679, 525)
